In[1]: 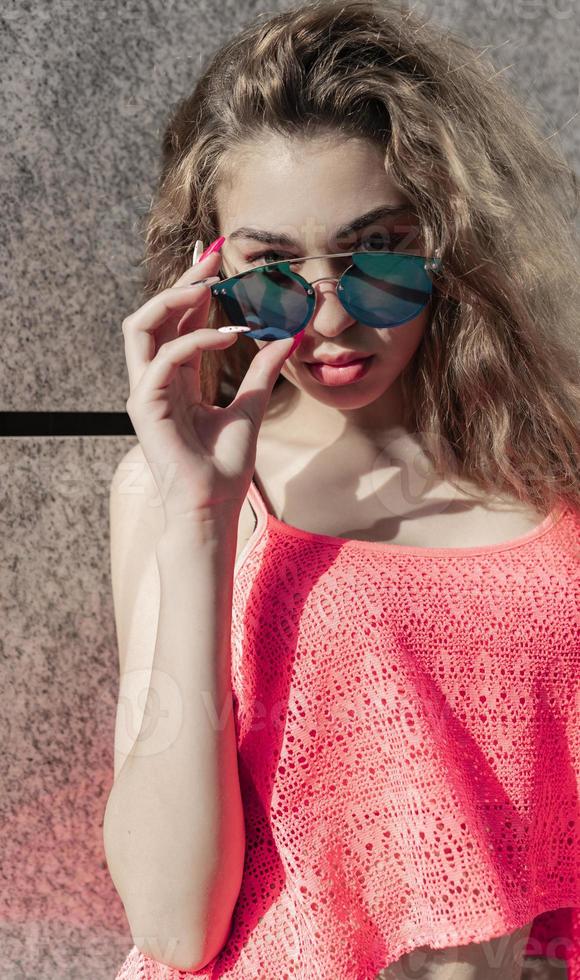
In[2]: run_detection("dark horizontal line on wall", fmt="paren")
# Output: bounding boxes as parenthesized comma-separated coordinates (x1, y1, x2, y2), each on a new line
(0, 413, 136, 437)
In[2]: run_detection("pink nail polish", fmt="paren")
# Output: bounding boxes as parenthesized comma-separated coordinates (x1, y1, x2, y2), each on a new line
(286, 330, 306, 358)
(198, 236, 226, 262)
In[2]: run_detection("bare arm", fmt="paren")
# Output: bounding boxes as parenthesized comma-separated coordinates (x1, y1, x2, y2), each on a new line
(103, 515, 246, 972)
(103, 235, 294, 972)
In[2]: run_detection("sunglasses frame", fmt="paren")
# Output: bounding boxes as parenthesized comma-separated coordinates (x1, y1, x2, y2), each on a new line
(210, 248, 443, 338)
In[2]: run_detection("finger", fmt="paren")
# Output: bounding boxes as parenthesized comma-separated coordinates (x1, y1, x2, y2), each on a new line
(123, 279, 220, 392)
(172, 248, 224, 288)
(173, 250, 226, 336)
(132, 327, 240, 401)
(231, 333, 299, 428)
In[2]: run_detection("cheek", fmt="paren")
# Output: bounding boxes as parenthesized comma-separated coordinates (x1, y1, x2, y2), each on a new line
(376, 315, 427, 364)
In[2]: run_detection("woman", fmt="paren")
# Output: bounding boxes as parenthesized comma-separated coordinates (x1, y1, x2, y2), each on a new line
(104, 1, 580, 977)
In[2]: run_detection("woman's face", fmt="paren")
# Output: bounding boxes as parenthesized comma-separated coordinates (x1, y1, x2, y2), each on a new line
(214, 133, 432, 431)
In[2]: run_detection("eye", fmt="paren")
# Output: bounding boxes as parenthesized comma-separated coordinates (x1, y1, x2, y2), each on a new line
(246, 230, 415, 266)
(247, 249, 290, 265)
(355, 232, 410, 252)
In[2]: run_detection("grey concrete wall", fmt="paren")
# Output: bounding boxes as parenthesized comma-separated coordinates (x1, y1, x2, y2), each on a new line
(0, 0, 576, 975)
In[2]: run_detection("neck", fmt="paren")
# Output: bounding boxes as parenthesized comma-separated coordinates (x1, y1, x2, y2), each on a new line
(268, 375, 413, 449)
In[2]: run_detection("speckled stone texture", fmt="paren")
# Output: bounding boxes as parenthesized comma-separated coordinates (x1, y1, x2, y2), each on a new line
(0, 0, 577, 976)
(0, 436, 139, 978)
(0, 0, 577, 413)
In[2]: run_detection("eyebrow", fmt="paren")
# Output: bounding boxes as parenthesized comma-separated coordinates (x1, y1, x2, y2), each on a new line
(227, 204, 416, 248)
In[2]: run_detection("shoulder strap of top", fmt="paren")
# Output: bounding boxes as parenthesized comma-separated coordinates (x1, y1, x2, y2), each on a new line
(247, 471, 271, 525)
(234, 475, 270, 577)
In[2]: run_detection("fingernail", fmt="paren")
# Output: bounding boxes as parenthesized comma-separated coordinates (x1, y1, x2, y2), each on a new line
(217, 325, 251, 333)
(285, 330, 306, 358)
(185, 276, 220, 286)
(198, 236, 226, 262)
(191, 240, 204, 265)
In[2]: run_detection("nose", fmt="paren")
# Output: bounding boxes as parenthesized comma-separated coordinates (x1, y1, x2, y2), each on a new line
(300, 260, 356, 337)
(305, 277, 357, 336)
(309, 274, 339, 286)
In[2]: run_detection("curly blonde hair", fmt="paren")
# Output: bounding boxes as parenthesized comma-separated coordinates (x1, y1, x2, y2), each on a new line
(141, 0, 580, 517)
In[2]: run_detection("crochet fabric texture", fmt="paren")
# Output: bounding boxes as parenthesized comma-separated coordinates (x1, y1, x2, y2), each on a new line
(115, 479, 580, 980)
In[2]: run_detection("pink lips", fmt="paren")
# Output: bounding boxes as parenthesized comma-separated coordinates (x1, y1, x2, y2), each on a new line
(306, 356, 374, 386)
(307, 353, 371, 366)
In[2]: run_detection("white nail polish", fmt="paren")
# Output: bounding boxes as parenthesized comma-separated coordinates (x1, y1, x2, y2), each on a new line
(192, 240, 204, 265)
(217, 325, 251, 333)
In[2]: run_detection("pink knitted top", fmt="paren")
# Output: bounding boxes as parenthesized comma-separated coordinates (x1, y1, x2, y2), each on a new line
(116, 477, 580, 980)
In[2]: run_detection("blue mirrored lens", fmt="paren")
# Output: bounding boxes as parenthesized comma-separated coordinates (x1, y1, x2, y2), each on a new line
(213, 265, 312, 340)
(212, 252, 435, 338)
(340, 252, 434, 327)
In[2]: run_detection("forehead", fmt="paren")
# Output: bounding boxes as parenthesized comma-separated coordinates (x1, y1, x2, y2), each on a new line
(214, 133, 410, 237)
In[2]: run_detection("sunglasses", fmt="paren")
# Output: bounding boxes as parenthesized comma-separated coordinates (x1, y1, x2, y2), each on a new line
(210, 249, 443, 341)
